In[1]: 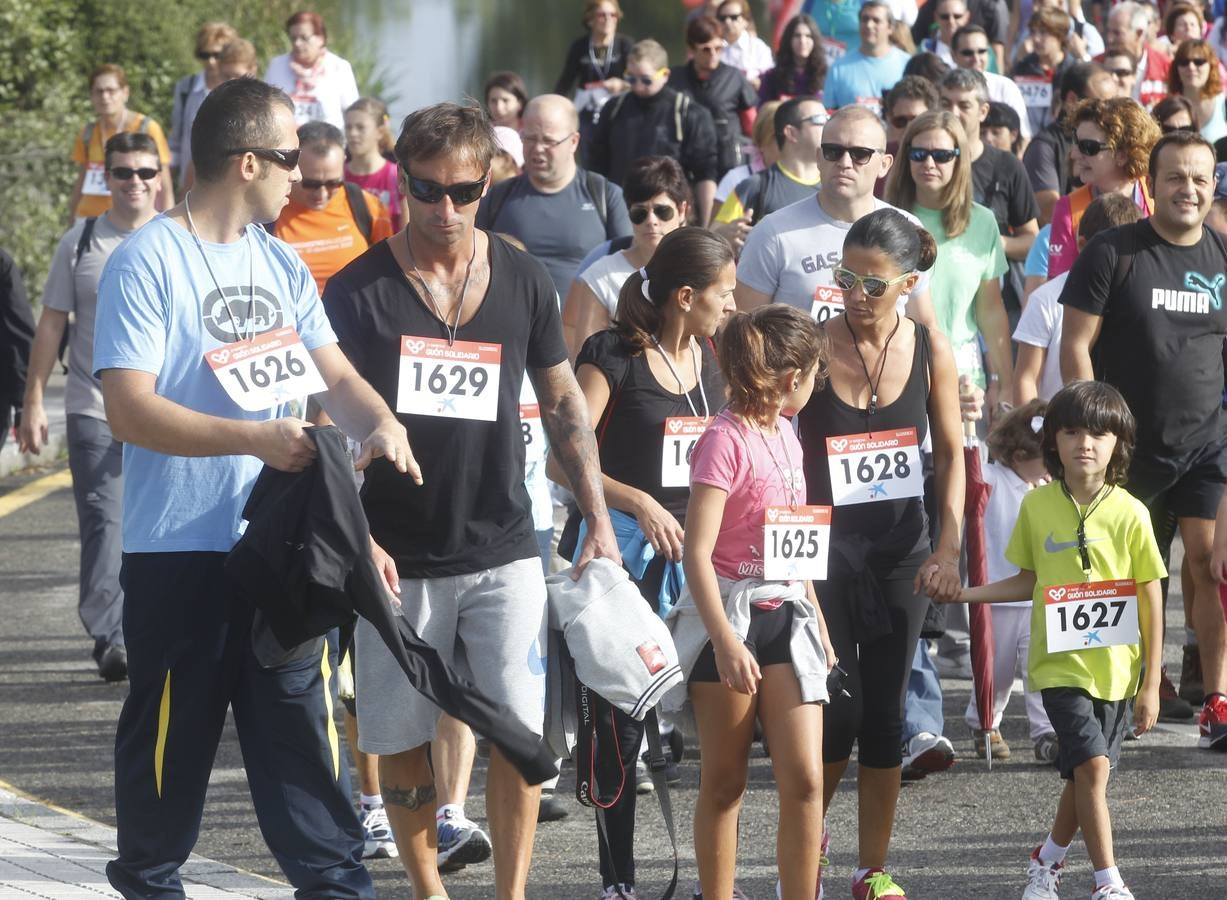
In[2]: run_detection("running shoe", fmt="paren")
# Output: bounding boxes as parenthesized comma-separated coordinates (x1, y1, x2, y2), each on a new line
(538, 790, 570, 822)
(1198, 692, 1227, 750)
(1180, 644, 1205, 706)
(1032, 733, 1059, 766)
(635, 758, 654, 795)
(436, 808, 492, 872)
(600, 885, 639, 899)
(900, 732, 955, 780)
(1158, 668, 1194, 721)
(359, 803, 398, 859)
(1020, 846, 1062, 899)
(851, 868, 907, 899)
(1089, 884, 1134, 899)
(973, 728, 1012, 760)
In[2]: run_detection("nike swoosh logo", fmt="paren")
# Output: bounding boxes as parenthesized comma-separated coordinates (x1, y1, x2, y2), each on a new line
(1044, 532, 1104, 553)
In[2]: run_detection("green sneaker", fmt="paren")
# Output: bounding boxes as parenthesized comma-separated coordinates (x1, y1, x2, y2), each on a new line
(852, 868, 907, 900)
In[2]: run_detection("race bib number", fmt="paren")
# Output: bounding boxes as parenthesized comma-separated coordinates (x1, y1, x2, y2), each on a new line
(397, 336, 501, 421)
(661, 417, 709, 488)
(293, 97, 324, 123)
(1016, 77, 1053, 110)
(811, 285, 845, 325)
(520, 403, 546, 463)
(825, 427, 924, 506)
(82, 163, 110, 197)
(763, 505, 832, 581)
(205, 326, 326, 412)
(1044, 580, 1140, 654)
(821, 37, 847, 65)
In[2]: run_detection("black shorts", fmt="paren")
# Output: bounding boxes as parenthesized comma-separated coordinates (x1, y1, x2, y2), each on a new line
(689, 603, 794, 682)
(1041, 686, 1130, 781)
(1126, 437, 1227, 523)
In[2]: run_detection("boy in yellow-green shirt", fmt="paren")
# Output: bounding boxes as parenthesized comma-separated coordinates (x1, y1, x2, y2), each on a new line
(947, 381, 1164, 900)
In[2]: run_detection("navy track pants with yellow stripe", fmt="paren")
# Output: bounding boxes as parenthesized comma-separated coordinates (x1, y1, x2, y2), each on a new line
(106, 552, 373, 900)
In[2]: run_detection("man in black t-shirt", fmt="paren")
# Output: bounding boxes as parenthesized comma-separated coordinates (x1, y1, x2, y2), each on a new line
(323, 103, 620, 897)
(1060, 131, 1227, 751)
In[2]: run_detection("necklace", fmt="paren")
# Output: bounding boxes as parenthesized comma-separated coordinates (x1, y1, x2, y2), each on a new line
(1061, 480, 1113, 578)
(846, 312, 901, 416)
(587, 37, 614, 81)
(185, 191, 255, 342)
(651, 335, 709, 418)
(717, 408, 800, 509)
(406, 228, 476, 346)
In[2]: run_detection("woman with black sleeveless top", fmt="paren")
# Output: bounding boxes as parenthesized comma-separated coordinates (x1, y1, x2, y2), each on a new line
(547, 227, 734, 900)
(796, 209, 965, 900)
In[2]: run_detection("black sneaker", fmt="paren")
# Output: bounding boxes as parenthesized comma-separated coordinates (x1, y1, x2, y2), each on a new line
(538, 790, 569, 822)
(1159, 668, 1194, 721)
(1180, 644, 1205, 706)
(97, 644, 128, 682)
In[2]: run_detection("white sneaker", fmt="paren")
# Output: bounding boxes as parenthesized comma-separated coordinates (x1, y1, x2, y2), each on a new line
(600, 885, 639, 899)
(358, 803, 398, 859)
(436, 808, 492, 872)
(1021, 846, 1061, 899)
(901, 731, 955, 777)
(1090, 885, 1134, 900)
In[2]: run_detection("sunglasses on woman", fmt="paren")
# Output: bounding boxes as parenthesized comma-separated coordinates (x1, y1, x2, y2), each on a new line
(908, 147, 960, 164)
(406, 175, 488, 205)
(1075, 138, 1111, 157)
(832, 266, 912, 298)
(628, 203, 677, 224)
(1177, 57, 1210, 67)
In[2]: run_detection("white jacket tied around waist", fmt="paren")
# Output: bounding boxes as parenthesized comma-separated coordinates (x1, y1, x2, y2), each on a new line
(545, 558, 684, 721)
(664, 575, 831, 711)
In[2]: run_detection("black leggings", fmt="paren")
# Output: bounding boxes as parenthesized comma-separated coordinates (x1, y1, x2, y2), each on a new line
(818, 573, 928, 769)
(592, 555, 667, 889)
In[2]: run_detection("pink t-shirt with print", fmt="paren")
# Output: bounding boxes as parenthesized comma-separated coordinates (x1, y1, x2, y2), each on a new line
(689, 412, 807, 591)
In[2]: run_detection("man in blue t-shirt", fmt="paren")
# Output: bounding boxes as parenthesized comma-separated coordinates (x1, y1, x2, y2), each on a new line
(823, 0, 911, 114)
(93, 78, 414, 900)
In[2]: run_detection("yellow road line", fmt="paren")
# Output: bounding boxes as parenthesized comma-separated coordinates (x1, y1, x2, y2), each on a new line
(0, 469, 72, 519)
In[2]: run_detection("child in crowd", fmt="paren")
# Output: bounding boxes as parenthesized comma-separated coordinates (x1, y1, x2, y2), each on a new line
(343, 97, 407, 230)
(951, 381, 1163, 900)
(964, 399, 1059, 764)
(670, 304, 836, 900)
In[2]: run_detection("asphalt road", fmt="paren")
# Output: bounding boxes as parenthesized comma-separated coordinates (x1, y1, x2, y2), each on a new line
(1, 461, 1224, 899)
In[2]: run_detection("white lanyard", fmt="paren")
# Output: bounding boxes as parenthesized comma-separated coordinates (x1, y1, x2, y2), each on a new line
(651, 336, 709, 419)
(185, 192, 256, 342)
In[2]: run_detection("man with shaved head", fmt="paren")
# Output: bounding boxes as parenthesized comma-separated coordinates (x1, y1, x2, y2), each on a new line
(476, 94, 631, 297)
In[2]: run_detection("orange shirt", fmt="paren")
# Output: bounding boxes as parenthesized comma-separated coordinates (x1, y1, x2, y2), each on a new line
(274, 187, 393, 294)
(71, 112, 172, 218)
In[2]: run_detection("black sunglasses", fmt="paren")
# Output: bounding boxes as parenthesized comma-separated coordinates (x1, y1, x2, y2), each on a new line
(1161, 123, 1197, 135)
(717, 12, 743, 21)
(108, 166, 160, 181)
(959, 47, 990, 56)
(908, 147, 960, 164)
(1177, 57, 1210, 67)
(227, 147, 302, 170)
(1075, 138, 1110, 157)
(196, 50, 221, 62)
(406, 175, 488, 206)
(628, 203, 677, 224)
(1105, 67, 1134, 78)
(890, 114, 918, 130)
(821, 143, 881, 165)
(938, 12, 965, 19)
(626, 74, 657, 86)
(301, 178, 345, 191)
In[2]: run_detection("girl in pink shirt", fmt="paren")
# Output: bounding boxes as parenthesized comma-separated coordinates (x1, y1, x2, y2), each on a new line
(344, 97, 407, 231)
(682, 304, 837, 899)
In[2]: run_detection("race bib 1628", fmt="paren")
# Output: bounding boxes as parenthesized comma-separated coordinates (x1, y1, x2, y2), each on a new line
(825, 427, 924, 506)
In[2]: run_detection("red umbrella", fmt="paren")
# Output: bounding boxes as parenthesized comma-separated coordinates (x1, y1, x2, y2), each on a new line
(964, 421, 996, 769)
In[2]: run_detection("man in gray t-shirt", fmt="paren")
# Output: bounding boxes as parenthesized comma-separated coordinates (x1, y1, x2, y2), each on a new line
(476, 94, 631, 299)
(18, 133, 162, 681)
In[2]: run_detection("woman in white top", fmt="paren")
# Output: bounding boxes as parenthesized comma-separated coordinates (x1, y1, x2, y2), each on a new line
(265, 11, 359, 130)
(563, 157, 692, 360)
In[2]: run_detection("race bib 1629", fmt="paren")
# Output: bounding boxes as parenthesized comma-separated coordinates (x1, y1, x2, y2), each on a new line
(396, 336, 502, 421)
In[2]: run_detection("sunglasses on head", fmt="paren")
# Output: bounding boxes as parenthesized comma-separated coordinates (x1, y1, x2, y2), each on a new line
(196, 50, 221, 62)
(1075, 138, 1111, 156)
(301, 177, 345, 191)
(628, 203, 677, 224)
(406, 175, 488, 206)
(227, 147, 301, 170)
(832, 265, 912, 298)
(1161, 123, 1197, 134)
(820, 143, 881, 165)
(108, 166, 160, 181)
(908, 147, 960, 164)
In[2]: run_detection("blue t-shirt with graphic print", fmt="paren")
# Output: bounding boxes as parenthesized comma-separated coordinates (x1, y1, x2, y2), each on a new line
(93, 215, 336, 553)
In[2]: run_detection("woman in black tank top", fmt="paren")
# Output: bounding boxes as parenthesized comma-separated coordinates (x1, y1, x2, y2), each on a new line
(795, 209, 965, 900)
(548, 227, 734, 898)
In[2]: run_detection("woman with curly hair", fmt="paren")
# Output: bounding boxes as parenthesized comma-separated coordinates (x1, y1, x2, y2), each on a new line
(758, 14, 829, 102)
(1167, 39, 1227, 144)
(1046, 97, 1160, 277)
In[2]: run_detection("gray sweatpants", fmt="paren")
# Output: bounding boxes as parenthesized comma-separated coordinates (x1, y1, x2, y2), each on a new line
(67, 414, 124, 650)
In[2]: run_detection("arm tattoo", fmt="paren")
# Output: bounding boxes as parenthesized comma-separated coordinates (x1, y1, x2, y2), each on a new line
(532, 362, 608, 519)
(383, 783, 437, 811)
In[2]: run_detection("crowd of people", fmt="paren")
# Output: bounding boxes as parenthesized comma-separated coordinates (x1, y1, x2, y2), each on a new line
(3, 0, 1227, 898)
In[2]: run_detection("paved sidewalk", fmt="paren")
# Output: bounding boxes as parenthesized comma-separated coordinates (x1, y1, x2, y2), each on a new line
(0, 785, 292, 899)
(0, 371, 67, 479)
